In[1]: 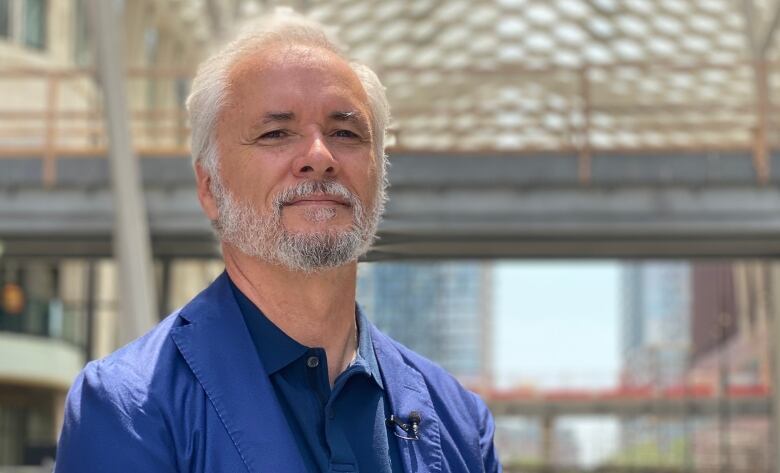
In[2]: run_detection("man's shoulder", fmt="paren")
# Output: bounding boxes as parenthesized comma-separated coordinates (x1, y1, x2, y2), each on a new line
(56, 309, 197, 472)
(86, 273, 229, 388)
(94, 310, 185, 373)
(77, 310, 187, 401)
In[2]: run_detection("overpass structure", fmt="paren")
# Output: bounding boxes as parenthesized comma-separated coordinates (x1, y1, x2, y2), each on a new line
(3, 148, 780, 260)
(483, 385, 771, 417)
(480, 384, 771, 468)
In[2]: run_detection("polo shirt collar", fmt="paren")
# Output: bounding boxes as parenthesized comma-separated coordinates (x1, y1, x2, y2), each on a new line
(355, 304, 384, 389)
(229, 276, 384, 388)
(230, 278, 307, 374)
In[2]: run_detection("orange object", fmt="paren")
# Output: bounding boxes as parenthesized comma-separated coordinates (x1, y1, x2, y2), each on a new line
(2, 283, 25, 315)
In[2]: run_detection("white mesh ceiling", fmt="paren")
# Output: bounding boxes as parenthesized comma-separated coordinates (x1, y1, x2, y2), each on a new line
(199, 0, 780, 152)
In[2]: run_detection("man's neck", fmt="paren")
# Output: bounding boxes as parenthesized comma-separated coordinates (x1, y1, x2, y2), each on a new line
(223, 245, 358, 385)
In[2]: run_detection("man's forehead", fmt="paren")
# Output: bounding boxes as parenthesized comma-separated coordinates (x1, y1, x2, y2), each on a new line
(227, 44, 372, 122)
(229, 44, 362, 91)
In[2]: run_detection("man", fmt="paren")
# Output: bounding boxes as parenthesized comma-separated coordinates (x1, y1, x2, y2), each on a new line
(55, 10, 501, 473)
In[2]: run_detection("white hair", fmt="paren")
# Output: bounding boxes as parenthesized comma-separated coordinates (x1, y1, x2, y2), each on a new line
(185, 8, 391, 194)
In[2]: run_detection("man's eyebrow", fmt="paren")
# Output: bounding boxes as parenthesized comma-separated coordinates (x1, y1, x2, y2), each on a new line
(262, 111, 295, 123)
(330, 110, 368, 125)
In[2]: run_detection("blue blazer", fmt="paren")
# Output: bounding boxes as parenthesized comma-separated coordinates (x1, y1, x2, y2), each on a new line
(55, 273, 502, 472)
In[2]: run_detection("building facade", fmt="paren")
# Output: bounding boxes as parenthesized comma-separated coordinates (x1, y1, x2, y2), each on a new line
(686, 261, 774, 471)
(621, 261, 691, 388)
(618, 261, 691, 464)
(357, 261, 494, 387)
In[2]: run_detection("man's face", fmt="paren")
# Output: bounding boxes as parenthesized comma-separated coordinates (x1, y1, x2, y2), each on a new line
(202, 44, 382, 271)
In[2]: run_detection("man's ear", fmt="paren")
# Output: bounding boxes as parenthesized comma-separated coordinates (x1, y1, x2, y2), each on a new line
(194, 162, 219, 222)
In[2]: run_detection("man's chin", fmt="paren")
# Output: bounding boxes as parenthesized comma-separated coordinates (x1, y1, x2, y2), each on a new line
(281, 222, 355, 236)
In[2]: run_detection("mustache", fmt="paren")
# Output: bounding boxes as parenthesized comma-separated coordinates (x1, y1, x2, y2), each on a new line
(273, 180, 359, 212)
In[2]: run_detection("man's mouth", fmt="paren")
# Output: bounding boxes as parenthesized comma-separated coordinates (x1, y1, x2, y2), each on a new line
(285, 195, 351, 207)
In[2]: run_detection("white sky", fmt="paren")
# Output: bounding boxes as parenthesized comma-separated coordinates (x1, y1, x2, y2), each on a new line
(493, 260, 621, 389)
(493, 260, 622, 465)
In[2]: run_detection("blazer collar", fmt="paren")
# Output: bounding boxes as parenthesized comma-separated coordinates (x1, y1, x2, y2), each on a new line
(371, 324, 443, 473)
(170, 272, 307, 473)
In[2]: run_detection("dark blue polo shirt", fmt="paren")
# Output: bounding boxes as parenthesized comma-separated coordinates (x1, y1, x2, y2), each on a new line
(229, 279, 403, 473)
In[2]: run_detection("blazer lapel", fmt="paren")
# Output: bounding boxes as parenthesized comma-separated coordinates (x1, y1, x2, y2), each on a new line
(372, 326, 443, 473)
(171, 273, 306, 473)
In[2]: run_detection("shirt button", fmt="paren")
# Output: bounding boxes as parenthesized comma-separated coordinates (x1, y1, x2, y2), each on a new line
(306, 356, 319, 368)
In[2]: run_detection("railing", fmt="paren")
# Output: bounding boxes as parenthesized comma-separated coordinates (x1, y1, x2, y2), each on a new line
(0, 297, 87, 348)
(0, 62, 777, 186)
(0, 467, 53, 473)
(0, 67, 192, 186)
(478, 383, 771, 401)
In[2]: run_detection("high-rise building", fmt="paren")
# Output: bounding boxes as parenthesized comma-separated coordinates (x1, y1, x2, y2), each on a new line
(689, 262, 737, 365)
(357, 261, 493, 387)
(619, 261, 691, 462)
(686, 261, 773, 471)
(688, 261, 770, 386)
(621, 261, 691, 387)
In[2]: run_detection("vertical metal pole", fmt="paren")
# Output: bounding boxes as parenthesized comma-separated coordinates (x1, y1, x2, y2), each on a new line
(88, 0, 158, 345)
(479, 262, 494, 388)
(159, 257, 171, 320)
(43, 73, 59, 187)
(718, 315, 732, 473)
(84, 259, 96, 361)
(752, 60, 771, 185)
(578, 66, 592, 185)
(770, 263, 780, 473)
(540, 415, 554, 467)
(683, 344, 694, 472)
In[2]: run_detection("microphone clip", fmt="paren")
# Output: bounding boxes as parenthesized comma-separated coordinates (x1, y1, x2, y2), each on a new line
(386, 411, 421, 440)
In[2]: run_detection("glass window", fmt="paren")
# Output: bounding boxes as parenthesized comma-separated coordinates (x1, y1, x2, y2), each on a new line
(23, 0, 45, 50)
(0, 0, 9, 39)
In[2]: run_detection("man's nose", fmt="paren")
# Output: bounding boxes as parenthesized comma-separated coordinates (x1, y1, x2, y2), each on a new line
(292, 133, 339, 179)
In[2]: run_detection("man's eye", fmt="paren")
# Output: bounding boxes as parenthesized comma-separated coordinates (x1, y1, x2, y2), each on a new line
(258, 130, 288, 140)
(333, 129, 359, 138)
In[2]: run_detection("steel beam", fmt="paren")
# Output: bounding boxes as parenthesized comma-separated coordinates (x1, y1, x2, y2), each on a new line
(5, 153, 780, 258)
(540, 415, 554, 467)
(742, 0, 760, 56)
(488, 396, 771, 418)
(760, 0, 780, 54)
(741, 0, 773, 183)
(88, 0, 159, 345)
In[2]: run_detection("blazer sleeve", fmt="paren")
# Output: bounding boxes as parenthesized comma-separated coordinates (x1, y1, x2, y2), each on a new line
(54, 361, 178, 473)
(472, 392, 503, 473)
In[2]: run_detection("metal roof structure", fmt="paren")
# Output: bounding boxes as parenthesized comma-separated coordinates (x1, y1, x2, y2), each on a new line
(306, 1, 775, 147)
(2, 1, 778, 182)
(157, 0, 780, 181)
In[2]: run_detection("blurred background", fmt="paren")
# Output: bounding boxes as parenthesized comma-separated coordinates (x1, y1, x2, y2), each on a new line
(0, 0, 779, 471)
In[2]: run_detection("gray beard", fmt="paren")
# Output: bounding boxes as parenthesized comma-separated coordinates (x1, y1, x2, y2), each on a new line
(210, 178, 381, 273)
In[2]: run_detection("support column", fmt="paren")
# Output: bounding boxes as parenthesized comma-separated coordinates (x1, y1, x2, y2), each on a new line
(578, 66, 592, 185)
(88, 0, 158, 345)
(771, 263, 780, 473)
(541, 414, 555, 468)
(752, 60, 771, 184)
(84, 259, 96, 361)
(52, 390, 67, 442)
(479, 263, 494, 388)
